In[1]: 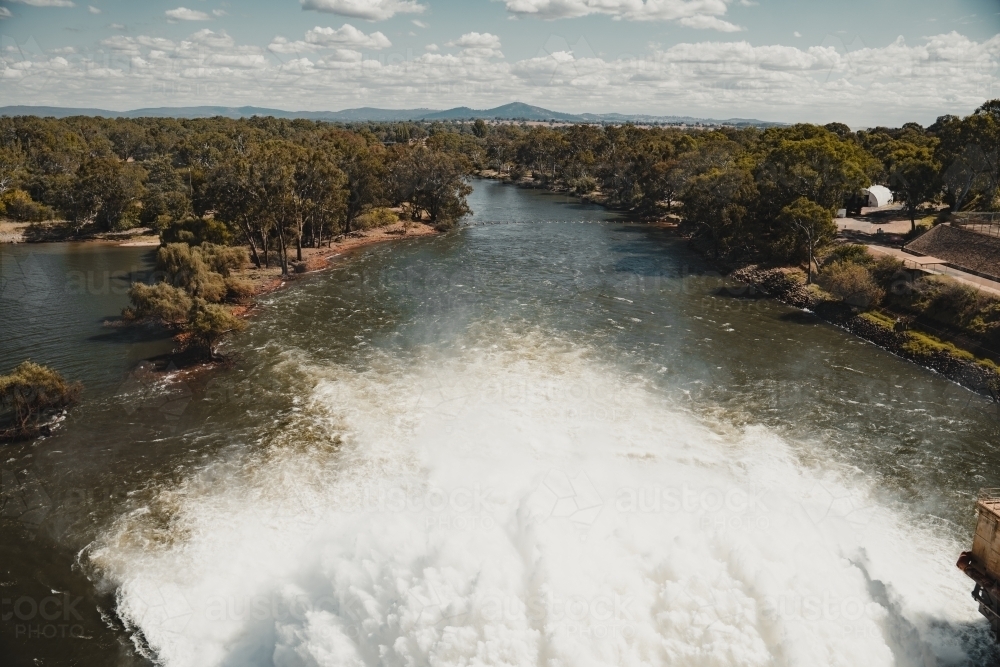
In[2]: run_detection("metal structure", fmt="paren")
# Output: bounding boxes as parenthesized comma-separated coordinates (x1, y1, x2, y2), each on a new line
(957, 489, 1000, 639)
(953, 212, 1000, 239)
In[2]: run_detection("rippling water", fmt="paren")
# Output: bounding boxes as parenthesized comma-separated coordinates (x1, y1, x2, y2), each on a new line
(4, 181, 1000, 666)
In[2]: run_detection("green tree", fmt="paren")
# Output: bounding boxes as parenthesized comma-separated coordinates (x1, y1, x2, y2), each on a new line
(188, 300, 247, 359)
(777, 197, 836, 284)
(72, 155, 147, 231)
(887, 146, 940, 231)
(757, 125, 875, 216)
(0, 362, 81, 437)
(392, 147, 472, 225)
(680, 164, 756, 259)
(124, 282, 194, 323)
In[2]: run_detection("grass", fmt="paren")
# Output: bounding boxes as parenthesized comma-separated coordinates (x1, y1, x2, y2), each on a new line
(903, 330, 976, 361)
(860, 310, 896, 330)
(865, 307, 1000, 373)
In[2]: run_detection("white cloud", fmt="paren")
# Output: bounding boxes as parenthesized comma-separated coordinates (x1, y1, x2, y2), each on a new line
(300, 0, 426, 21)
(5, 30, 998, 128)
(6, 0, 75, 6)
(305, 24, 391, 49)
(88, 5, 100, 13)
(447, 32, 503, 59)
(318, 49, 363, 64)
(268, 37, 318, 54)
(109, 22, 125, 29)
(412, 19, 427, 28)
(184, 29, 235, 49)
(794, 31, 801, 38)
(205, 53, 267, 68)
(0, 7, 11, 19)
(212, 9, 227, 17)
(165, 7, 212, 21)
(678, 15, 742, 32)
(501, 0, 743, 31)
(425, 43, 438, 52)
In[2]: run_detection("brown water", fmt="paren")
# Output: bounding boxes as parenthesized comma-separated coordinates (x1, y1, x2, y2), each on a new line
(2, 181, 1000, 666)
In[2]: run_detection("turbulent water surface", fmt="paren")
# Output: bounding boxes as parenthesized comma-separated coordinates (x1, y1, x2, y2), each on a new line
(3, 180, 1000, 666)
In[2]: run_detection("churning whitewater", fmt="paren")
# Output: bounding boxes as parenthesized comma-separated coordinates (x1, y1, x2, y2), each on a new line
(88, 330, 980, 667)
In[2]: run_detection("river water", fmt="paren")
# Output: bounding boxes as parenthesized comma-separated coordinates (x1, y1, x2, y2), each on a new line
(3, 180, 1000, 666)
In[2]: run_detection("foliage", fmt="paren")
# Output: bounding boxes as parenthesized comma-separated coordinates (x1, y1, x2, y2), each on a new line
(124, 282, 193, 323)
(775, 197, 836, 282)
(155, 242, 248, 302)
(71, 155, 147, 231)
(0, 361, 81, 435)
(0, 188, 53, 221)
(391, 147, 472, 223)
(188, 300, 247, 358)
(354, 207, 398, 230)
(818, 261, 885, 310)
(823, 244, 875, 268)
(903, 331, 975, 360)
(860, 310, 897, 330)
(160, 216, 232, 246)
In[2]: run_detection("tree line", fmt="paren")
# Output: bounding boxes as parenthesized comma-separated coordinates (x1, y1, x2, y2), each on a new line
(3, 103, 998, 272)
(2, 103, 999, 381)
(457, 102, 1000, 268)
(0, 114, 475, 273)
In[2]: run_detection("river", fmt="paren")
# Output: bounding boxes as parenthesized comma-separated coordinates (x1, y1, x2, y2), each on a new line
(2, 179, 1000, 666)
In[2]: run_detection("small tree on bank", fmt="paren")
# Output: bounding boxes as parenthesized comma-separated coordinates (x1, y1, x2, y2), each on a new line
(778, 197, 837, 284)
(0, 362, 81, 438)
(188, 300, 247, 360)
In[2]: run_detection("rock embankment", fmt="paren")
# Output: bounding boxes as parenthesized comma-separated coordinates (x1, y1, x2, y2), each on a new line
(730, 265, 812, 308)
(730, 264, 1000, 398)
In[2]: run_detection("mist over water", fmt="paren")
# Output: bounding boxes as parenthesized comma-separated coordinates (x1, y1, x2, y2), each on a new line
(6, 181, 1000, 665)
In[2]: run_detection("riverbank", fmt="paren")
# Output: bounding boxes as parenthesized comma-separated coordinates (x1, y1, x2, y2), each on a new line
(131, 220, 440, 375)
(731, 265, 1000, 399)
(0, 219, 163, 244)
(231, 221, 438, 301)
(477, 172, 1000, 398)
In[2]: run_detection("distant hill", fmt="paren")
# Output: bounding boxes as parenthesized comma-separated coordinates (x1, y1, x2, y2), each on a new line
(0, 103, 783, 127)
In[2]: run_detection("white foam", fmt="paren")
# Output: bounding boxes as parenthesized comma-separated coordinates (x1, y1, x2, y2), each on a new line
(90, 338, 987, 666)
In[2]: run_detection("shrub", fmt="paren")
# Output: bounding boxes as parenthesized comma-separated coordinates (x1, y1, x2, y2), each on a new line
(155, 243, 246, 301)
(0, 361, 81, 435)
(188, 300, 246, 358)
(871, 256, 910, 294)
(906, 277, 991, 330)
(823, 244, 874, 267)
(354, 207, 398, 230)
(125, 282, 193, 323)
(568, 176, 598, 194)
(112, 202, 142, 232)
(199, 244, 248, 276)
(860, 310, 897, 330)
(903, 331, 975, 361)
(160, 217, 233, 246)
(818, 262, 885, 310)
(224, 277, 254, 303)
(1, 189, 53, 222)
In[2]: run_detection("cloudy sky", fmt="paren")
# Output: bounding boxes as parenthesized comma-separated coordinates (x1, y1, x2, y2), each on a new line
(1, 0, 998, 126)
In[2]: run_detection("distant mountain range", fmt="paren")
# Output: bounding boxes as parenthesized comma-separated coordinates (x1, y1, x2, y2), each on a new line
(0, 102, 783, 127)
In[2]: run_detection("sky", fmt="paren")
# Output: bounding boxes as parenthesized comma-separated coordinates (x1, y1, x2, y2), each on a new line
(0, 0, 998, 126)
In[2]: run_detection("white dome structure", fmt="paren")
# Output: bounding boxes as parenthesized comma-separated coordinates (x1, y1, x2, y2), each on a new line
(863, 185, 894, 207)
